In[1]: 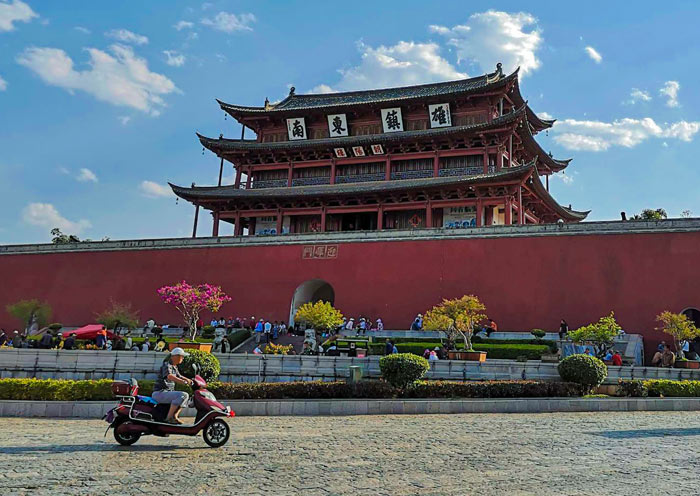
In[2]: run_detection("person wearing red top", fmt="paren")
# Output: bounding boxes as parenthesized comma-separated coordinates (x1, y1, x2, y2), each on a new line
(611, 351, 623, 366)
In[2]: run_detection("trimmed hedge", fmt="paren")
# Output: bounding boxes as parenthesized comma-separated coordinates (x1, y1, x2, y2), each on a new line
(368, 342, 551, 360)
(379, 353, 430, 388)
(227, 329, 251, 349)
(558, 354, 608, 391)
(619, 379, 700, 398)
(0, 378, 582, 401)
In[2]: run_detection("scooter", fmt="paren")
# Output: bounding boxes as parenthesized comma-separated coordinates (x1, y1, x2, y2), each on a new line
(104, 367, 235, 448)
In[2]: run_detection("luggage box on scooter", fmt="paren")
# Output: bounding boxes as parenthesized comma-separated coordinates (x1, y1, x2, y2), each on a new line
(111, 381, 131, 396)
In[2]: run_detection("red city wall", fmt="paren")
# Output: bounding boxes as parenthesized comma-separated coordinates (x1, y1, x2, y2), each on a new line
(1, 231, 698, 357)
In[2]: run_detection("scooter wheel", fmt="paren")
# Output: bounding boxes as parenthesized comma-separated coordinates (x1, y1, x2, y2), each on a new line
(113, 419, 141, 446)
(203, 419, 230, 448)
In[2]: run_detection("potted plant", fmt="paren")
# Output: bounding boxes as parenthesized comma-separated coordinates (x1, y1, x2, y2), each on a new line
(567, 312, 621, 360)
(423, 295, 487, 361)
(655, 311, 700, 366)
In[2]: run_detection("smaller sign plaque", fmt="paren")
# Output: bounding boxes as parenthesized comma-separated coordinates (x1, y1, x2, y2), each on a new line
(302, 244, 339, 259)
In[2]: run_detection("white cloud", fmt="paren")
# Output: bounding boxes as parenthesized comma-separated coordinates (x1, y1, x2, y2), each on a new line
(660, 80, 680, 108)
(430, 11, 542, 76)
(0, 74, 7, 91)
(0, 0, 37, 32)
(17, 44, 179, 116)
(58, 166, 70, 175)
(584, 46, 602, 63)
(74, 26, 91, 34)
(117, 115, 130, 125)
(22, 202, 91, 233)
(201, 12, 256, 33)
(173, 20, 194, 31)
(625, 88, 651, 105)
(538, 111, 553, 120)
(76, 167, 97, 183)
(313, 41, 466, 93)
(105, 28, 148, 45)
(552, 117, 700, 151)
(163, 50, 186, 67)
(139, 180, 172, 198)
(552, 172, 574, 185)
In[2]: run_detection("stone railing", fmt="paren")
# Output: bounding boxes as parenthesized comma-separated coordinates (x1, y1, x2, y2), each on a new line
(291, 177, 331, 187)
(335, 173, 385, 184)
(390, 169, 433, 181)
(251, 179, 287, 189)
(2, 349, 698, 384)
(438, 166, 483, 177)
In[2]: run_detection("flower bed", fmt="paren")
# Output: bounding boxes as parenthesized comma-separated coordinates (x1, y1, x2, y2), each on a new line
(0, 378, 581, 401)
(618, 379, 700, 397)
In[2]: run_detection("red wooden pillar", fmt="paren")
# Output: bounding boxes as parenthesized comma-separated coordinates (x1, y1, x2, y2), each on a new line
(234, 212, 242, 236)
(433, 152, 439, 177)
(508, 135, 513, 168)
(212, 211, 220, 237)
(518, 186, 524, 224)
(234, 167, 242, 189)
(192, 204, 200, 238)
(476, 199, 483, 227)
(504, 197, 512, 225)
(330, 159, 336, 185)
(245, 167, 252, 189)
(385, 156, 391, 181)
(377, 206, 384, 230)
(320, 207, 327, 232)
(276, 211, 283, 235)
(426, 202, 433, 228)
(287, 162, 293, 187)
(249, 217, 256, 236)
(483, 148, 489, 174)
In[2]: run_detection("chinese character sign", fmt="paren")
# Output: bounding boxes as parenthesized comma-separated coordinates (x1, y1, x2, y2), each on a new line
(334, 148, 347, 158)
(352, 146, 365, 157)
(302, 245, 339, 259)
(371, 144, 384, 155)
(381, 107, 404, 133)
(428, 103, 451, 128)
(286, 117, 307, 140)
(327, 114, 349, 137)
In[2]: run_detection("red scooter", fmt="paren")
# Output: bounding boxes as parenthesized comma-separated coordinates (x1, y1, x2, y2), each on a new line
(104, 367, 234, 448)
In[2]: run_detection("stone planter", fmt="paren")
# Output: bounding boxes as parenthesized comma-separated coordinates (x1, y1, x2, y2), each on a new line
(168, 341, 212, 353)
(447, 350, 487, 362)
(674, 360, 700, 369)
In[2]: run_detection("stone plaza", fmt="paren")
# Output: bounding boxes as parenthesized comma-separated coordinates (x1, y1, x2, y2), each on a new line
(1, 412, 699, 495)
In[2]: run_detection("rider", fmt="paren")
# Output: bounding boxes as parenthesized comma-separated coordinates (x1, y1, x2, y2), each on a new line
(152, 347, 193, 424)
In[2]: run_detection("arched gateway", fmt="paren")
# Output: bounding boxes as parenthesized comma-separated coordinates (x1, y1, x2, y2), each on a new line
(288, 279, 335, 326)
(682, 307, 700, 328)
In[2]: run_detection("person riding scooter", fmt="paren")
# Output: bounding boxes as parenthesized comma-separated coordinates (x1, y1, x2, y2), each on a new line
(152, 347, 193, 424)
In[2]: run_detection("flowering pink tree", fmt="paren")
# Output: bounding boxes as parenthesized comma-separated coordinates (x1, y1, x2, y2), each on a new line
(157, 281, 232, 339)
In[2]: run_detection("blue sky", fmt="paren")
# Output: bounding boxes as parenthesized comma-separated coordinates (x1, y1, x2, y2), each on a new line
(1, 0, 699, 244)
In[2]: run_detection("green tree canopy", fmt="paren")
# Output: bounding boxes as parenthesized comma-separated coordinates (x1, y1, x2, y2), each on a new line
(656, 311, 700, 356)
(631, 208, 667, 220)
(423, 295, 487, 351)
(567, 312, 621, 358)
(95, 299, 140, 330)
(6, 299, 52, 331)
(294, 301, 344, 332)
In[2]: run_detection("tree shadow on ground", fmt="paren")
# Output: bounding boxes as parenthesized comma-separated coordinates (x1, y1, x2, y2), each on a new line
(591, 427, 700, 439)
(0, 444, 209, 454)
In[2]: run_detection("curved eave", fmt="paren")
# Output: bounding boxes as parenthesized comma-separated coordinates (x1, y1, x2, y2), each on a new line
(199, 105, 527, 155)
(529, 169, 589, 221)
(218, 68, 518, 120)
(170, 163, 535, 203)
(518, 121, 570, 173)
(508, 78, 553, 133)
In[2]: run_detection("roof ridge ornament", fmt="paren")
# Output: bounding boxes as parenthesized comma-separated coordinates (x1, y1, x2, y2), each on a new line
(486, 63, 503, 83)
(264, 97, 270, 110)
(289, 86, 296, 96)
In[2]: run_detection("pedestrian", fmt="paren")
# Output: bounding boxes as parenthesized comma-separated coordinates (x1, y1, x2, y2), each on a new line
(63, 333, 77, 350)
(11, 330, 22, 348)
(359, 318, 367, 335)
(254, 319, 264, 344)
(559, 320, 568, 340)
(429, 350, 439, 361)
(272, 322, 279, 341)
(142, 337, 150, 352)
(0, 329, 7, 347)
(376, 318, 384, 332)
(253, 344, 263, 355)
(264, 320, 272, 343)
(384, 339, 393, 356)
(95, 326, 107, 349)
(39, 331, 53, 349)
(124, 331, 133, 351)
(346, 318, 354, 331)
(423, 348, 431, 359)
(392, 343, 399, 354)
(410, 318, 421, 331)
(487, 319, 498, 336)
(612, 351, 623, 366)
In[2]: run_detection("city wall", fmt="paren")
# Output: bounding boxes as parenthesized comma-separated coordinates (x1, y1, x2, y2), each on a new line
(1, 219, 699, 360)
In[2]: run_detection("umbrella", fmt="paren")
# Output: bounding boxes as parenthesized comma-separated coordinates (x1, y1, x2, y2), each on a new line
(61, 325, 116, 340)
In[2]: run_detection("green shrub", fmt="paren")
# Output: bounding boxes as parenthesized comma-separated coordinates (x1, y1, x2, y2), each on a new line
(530, 329, 547, 339)
(643, 379, 700, 397)
(558, 354, 607, 391)
(0, 378, 582, 401)
(617, 379, 647, 397)
(227, 329, 251, 349)
(201, 325, 216, 339)
(368, 342, 551, 360)
(379, 353, 430, 388)
(48, 323, 63, 331)
(178, 349, 221, 381)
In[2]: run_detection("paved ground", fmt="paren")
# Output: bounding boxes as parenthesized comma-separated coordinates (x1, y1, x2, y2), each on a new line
(1, 412, 699, 495)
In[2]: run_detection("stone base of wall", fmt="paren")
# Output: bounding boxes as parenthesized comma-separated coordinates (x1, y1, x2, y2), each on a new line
(1, 397, 699, 419)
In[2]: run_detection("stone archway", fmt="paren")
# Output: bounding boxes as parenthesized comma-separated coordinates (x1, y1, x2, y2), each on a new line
(288, 279, 335, 326)
(682, 307, 700, 328)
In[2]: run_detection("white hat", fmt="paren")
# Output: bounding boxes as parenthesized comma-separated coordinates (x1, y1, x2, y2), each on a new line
(170, 347, 189, 357)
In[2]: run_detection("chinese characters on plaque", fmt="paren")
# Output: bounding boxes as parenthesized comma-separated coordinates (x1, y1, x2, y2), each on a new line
(371, 144, 384, 155)
(327, 114, 349, 137)
(428, 103, 451, 128)
(352, 146, 365, 157)
(302, 245, 339, 259)
(286, 117, 307, 140)
(381, 107, 404, 133)
(334, 148, 347, 158)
